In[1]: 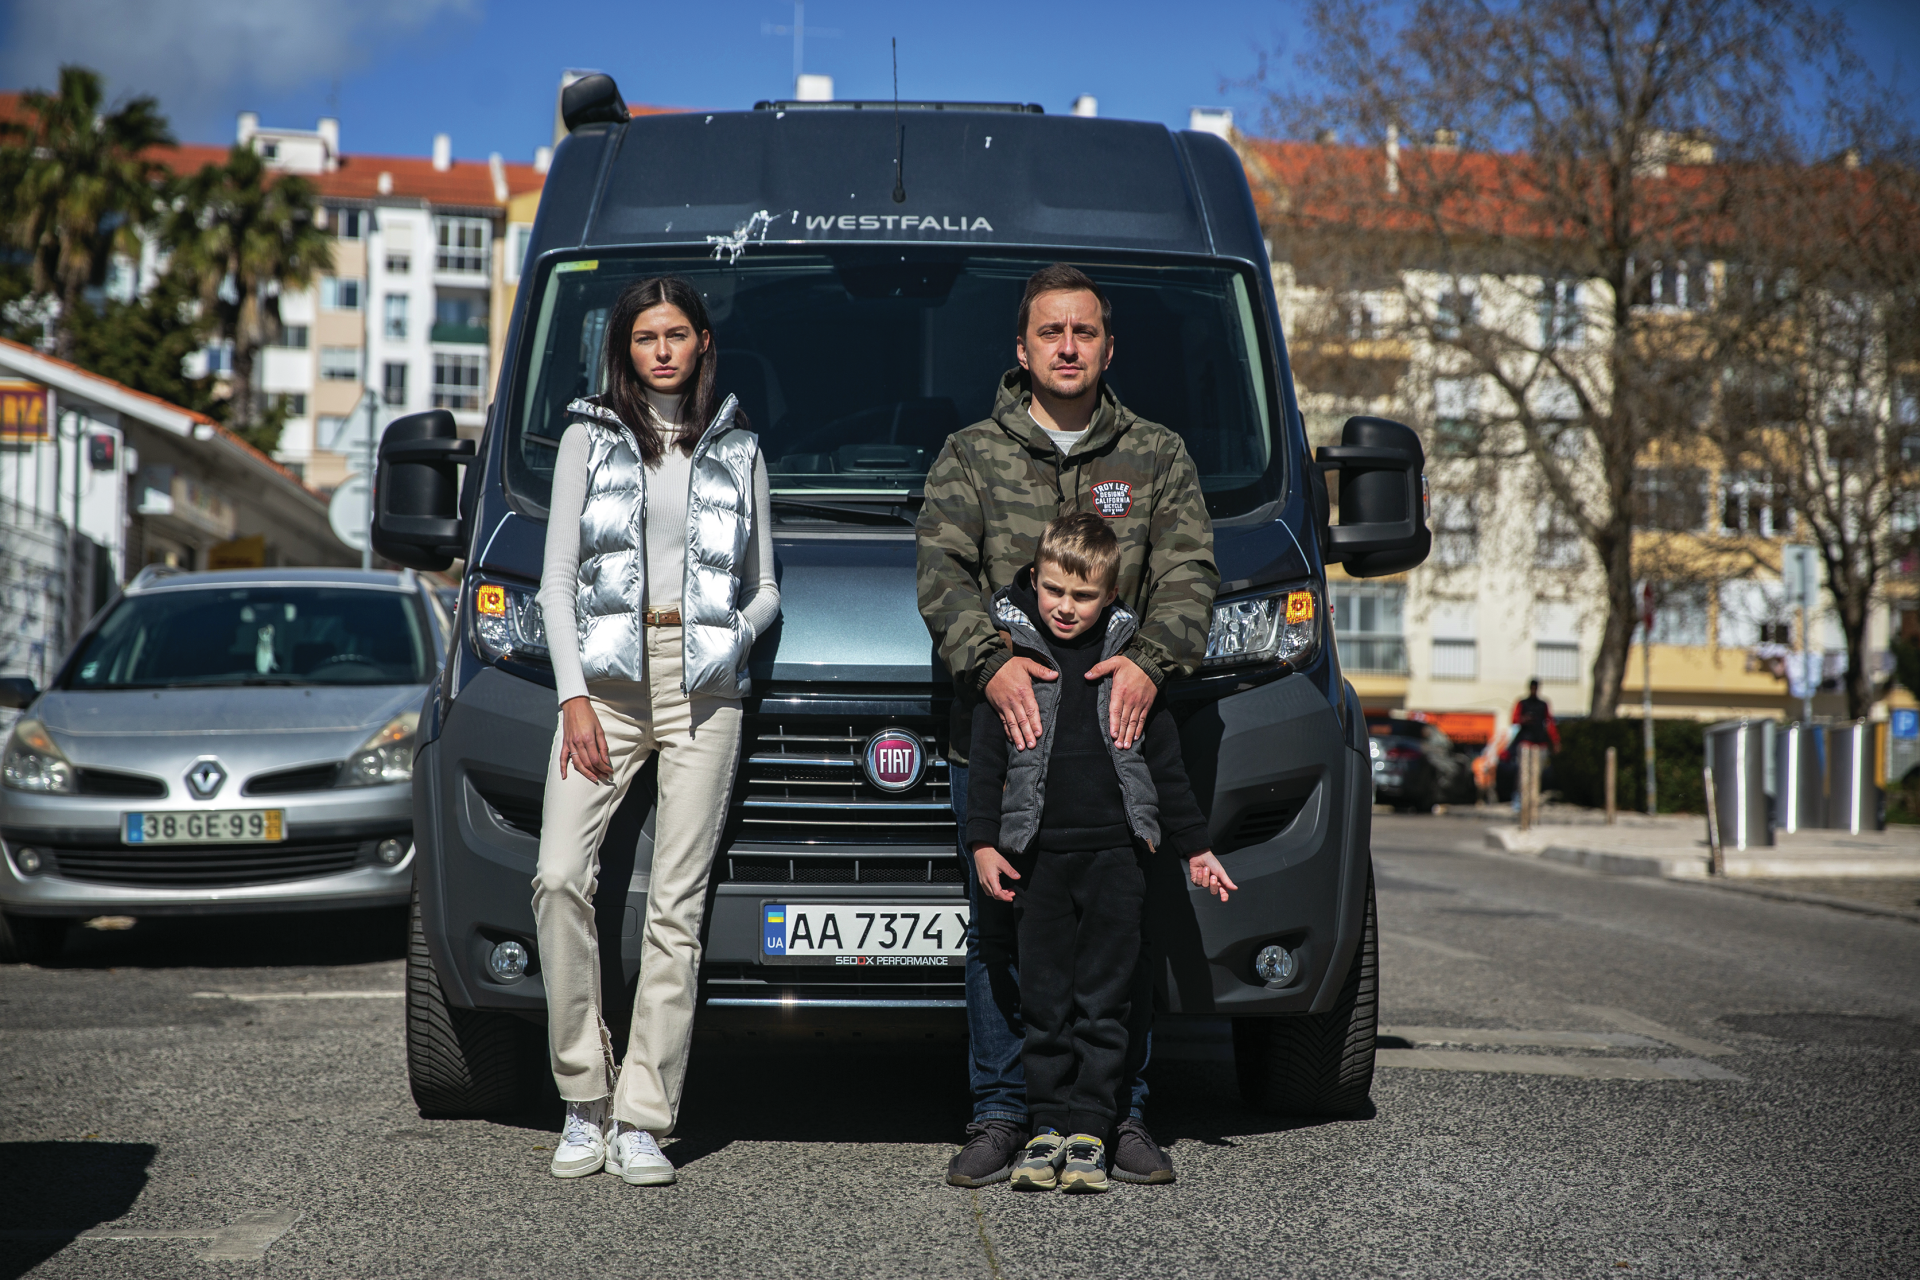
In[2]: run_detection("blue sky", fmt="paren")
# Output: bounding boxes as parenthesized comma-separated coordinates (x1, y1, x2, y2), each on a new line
(2, 0, 1915, 165)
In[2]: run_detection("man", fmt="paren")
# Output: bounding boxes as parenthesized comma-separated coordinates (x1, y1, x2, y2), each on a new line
(1505, 678, 1561, 809)
(916, 263, 1218, 1187)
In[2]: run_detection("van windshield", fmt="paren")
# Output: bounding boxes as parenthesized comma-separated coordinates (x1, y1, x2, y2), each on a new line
(506, 251, 1279, 519)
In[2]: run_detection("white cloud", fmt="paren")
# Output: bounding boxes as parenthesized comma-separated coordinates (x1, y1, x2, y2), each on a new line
(1, 0, 477, 138)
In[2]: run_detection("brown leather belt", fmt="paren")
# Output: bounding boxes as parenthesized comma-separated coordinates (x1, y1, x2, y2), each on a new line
(643, 608, 682, 626)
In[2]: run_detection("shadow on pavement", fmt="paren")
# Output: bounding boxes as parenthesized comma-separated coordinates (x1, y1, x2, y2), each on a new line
(0, 1141, 155, 1280)
(34, 905, 407, 971)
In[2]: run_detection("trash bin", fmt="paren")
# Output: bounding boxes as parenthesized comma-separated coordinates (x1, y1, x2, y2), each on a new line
(1825, 720, 1883, 833)
(1773, 722, 1826, 833)
(1705, 718, 1773, 850)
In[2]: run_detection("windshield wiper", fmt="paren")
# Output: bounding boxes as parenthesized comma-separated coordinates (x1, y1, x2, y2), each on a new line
(769, 497, 918, 527)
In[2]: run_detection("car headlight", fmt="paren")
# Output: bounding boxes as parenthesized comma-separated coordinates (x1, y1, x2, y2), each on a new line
(470, 579, 549, 664)
(338, 711, 419, 787)
(2, 718, 76, 794)
(1204, 583, 1321, 669)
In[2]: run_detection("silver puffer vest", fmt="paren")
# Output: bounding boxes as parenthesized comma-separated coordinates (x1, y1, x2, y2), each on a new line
(990, 587, 1163, 853)
(565, 393, 759, 699)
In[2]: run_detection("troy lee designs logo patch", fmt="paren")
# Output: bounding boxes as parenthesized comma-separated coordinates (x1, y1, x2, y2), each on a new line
(1091, 481, 1133, 517)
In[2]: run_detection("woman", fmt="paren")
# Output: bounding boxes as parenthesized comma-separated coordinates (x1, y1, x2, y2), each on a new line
(532, 276, 778, 1185)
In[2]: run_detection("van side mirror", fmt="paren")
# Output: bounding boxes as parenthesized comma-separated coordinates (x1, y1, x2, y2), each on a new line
(373, 410, 475, 572)
(1315, 416, 1430, 578)
(0, 676, 38, 710)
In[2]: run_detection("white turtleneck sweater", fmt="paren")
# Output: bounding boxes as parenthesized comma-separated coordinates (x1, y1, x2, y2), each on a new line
(539, 388, 779, 703)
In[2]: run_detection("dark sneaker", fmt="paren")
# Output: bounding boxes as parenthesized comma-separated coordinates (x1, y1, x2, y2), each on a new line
(1008, 1130, 1068, 1191)
(946, 1120, 1027, 1187)
(1111, 1117, 1176, 1185)
(1058, 1134, 1111, 1194)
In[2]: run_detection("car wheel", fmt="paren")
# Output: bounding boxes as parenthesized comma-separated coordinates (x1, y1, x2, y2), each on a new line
(1232, 867, 1377, 1116)
(405, 881, 540, 1118)
(0, 912, 66, 965)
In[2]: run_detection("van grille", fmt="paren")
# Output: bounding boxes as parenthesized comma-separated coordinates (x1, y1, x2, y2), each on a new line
(736, 720, 955, 847)
(725, 855, 965, 885)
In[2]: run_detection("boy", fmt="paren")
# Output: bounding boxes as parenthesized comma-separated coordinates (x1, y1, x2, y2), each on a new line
(966, 513, 1236, 1194)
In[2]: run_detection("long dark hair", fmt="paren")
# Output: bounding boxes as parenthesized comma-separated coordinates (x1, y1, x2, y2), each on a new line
(601, 275, 728, 462)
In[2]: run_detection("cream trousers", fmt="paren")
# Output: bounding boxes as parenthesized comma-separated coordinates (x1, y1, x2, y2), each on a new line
(532, 626, 742, 1134)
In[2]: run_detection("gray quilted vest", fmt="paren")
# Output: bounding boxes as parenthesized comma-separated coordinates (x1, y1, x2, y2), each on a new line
(566, 393, 759, 699)
(990, 586, 1163, 854)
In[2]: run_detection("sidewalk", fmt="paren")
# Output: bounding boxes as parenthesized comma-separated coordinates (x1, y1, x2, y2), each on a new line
(1484, 807, 1920, 880)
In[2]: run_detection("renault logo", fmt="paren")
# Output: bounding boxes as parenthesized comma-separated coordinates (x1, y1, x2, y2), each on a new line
(185, 758, 226, 799)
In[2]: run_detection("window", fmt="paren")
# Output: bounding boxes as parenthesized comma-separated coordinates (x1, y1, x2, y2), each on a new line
(1435, 285, 1477, 341)
(275, 324, 308, 350)
(1718, 579, 1792, 648)
(1538, 278, 1583, 348)
(317, 416, 349, 450)
(203, 342, 232, 375)
(1432, 492, 1479, 567)
(384, 293, 409, 340)
(433, 354, 484, 410)
(258, 141, 279, 161)
(333, 208, 368, 240)
(1431, 639, 1478, 679)
(1634, 467, 1709, 532)
(1331, 583, 1406, 674)
(505, 224, 534, 285)
(319, 346, 359, 381)
(435, 217, 489, 273)
(1432, 376, 1478, 457)
(1646, 583, 1709, 647)
(1720, 470, 1789, 537)
(436, 295, 481, 327)
(1535, 502, 1584, 568)
(320, 276, 361, 311)
(1534, 642, 1580, 683)
(1633, 254, 1712, 311)
(263, 392, 306, 418)
(383, 362, 408, 407)
(386, 253, 411, 275)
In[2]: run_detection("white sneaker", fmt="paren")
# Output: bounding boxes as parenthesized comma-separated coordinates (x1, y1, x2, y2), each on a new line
(549, 1097, 609, 1178)
(608, 1123, 676, 1185)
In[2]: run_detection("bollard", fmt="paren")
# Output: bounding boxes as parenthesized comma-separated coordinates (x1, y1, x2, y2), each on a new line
(1605, 746, 1617, 825)
(1702, 765, 1723, 875)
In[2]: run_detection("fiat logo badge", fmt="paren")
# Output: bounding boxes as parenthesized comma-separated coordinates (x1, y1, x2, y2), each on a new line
(862, 728, 925, 793)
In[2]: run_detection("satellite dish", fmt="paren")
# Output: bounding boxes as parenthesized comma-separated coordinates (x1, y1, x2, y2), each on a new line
(328, 475, 369, 551)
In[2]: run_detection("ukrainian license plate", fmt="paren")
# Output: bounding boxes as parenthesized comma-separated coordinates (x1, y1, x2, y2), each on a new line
(761, 902, 969, 966)
(123, 810, 284, 845)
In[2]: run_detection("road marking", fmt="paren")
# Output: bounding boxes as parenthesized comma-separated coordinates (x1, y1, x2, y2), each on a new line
(1569, 1004, 1736, 1057)
(1384, 1026, 1662, 1049)
(0, 1212, 302, 1262)
(1378, 1048, 1743, 1081)
(1380, 932, 1489, 962)
(193, 990, 403, 1001)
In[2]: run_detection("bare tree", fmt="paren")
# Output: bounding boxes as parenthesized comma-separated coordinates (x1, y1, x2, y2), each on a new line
(1253, 0, 1850, 718)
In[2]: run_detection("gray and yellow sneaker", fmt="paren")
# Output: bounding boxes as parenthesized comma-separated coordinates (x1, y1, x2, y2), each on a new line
(1058, 1134, 1111, 1194)
(1009, 1130, 1068, 1191)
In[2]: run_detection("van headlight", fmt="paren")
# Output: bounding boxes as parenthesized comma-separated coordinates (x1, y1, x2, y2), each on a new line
(339, 712, 419, 787)
(2, 718, 76, 793)
(1204, 583, 1321, 670)
(470, 579, 549, 664)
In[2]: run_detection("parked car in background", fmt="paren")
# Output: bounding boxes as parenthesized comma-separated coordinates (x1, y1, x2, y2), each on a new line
(0, 567, 444, 962)
(1370, 718, 1475, 811)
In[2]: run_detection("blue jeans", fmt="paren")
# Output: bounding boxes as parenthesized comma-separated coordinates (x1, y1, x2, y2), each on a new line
(954, 761, 1150, 1126)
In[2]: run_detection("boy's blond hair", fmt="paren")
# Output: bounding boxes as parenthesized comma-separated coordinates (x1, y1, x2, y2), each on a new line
(1036, 512, 1121, 593)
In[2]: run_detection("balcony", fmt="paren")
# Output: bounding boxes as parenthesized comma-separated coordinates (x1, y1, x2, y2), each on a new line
(1337, 634, 1408, 675)
(430, 322, 488, 345)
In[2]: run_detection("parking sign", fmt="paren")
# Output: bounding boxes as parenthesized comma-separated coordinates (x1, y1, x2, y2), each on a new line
(1893, 709, 1918, 741)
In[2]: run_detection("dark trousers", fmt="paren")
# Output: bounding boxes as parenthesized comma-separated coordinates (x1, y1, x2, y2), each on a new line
(1015, 845, 1147, 1143)
(953, 763, 1152, 1126)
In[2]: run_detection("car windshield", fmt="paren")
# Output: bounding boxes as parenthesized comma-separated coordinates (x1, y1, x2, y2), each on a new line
(66, 587, 433, 689)
(506, 251, 1279, 519)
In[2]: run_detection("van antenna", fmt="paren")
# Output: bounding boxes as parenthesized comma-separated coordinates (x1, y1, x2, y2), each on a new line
(891, 38, 906, 203)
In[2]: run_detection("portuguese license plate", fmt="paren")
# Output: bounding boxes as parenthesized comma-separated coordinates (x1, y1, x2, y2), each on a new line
(123, 810, 284, 845)
(761, 902, 969, 966)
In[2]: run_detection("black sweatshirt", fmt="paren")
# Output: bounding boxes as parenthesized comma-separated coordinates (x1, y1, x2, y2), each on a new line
(966, 574, 1211, 857)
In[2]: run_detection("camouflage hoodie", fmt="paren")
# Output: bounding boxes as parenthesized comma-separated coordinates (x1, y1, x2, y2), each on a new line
(916, 368, 1218, 763)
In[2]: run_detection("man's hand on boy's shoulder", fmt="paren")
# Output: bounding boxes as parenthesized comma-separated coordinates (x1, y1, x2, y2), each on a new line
(971, 843, 1021, 902)
(984, 656, 1059, 752)
(1086, 653, 1157, 749)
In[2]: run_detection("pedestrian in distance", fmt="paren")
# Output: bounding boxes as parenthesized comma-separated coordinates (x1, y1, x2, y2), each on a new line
(1504, 678, 1561, 811)
(966, 514, 1235, 1192)
(532, 275, 779, 1185)
(916, 263, 1219, 1188)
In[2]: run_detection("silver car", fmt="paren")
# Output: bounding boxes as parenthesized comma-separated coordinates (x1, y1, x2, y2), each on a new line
(0, 567, 445, 962)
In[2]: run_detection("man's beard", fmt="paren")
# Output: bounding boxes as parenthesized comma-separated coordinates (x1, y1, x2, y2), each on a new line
(1034, 366, 1096, 401)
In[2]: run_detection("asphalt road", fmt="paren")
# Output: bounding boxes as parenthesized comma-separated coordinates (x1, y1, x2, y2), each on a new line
(3, 815, 1917, 1279)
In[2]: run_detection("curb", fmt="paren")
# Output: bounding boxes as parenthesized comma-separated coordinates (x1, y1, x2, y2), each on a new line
(1668, 876, 1920, 926)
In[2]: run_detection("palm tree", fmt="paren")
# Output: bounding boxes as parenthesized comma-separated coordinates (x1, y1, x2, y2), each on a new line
(2, 66, 174, 358)
(167, 144, 333, 450)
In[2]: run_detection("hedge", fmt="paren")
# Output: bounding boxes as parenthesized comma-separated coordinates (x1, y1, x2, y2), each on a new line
(1553, 718, 1706, 815)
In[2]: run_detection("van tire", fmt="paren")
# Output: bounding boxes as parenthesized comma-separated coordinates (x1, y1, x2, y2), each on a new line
(0, 912, 66, 965)
(406, 883, 537, 1118)
(1232, 868, 1377, 1115)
